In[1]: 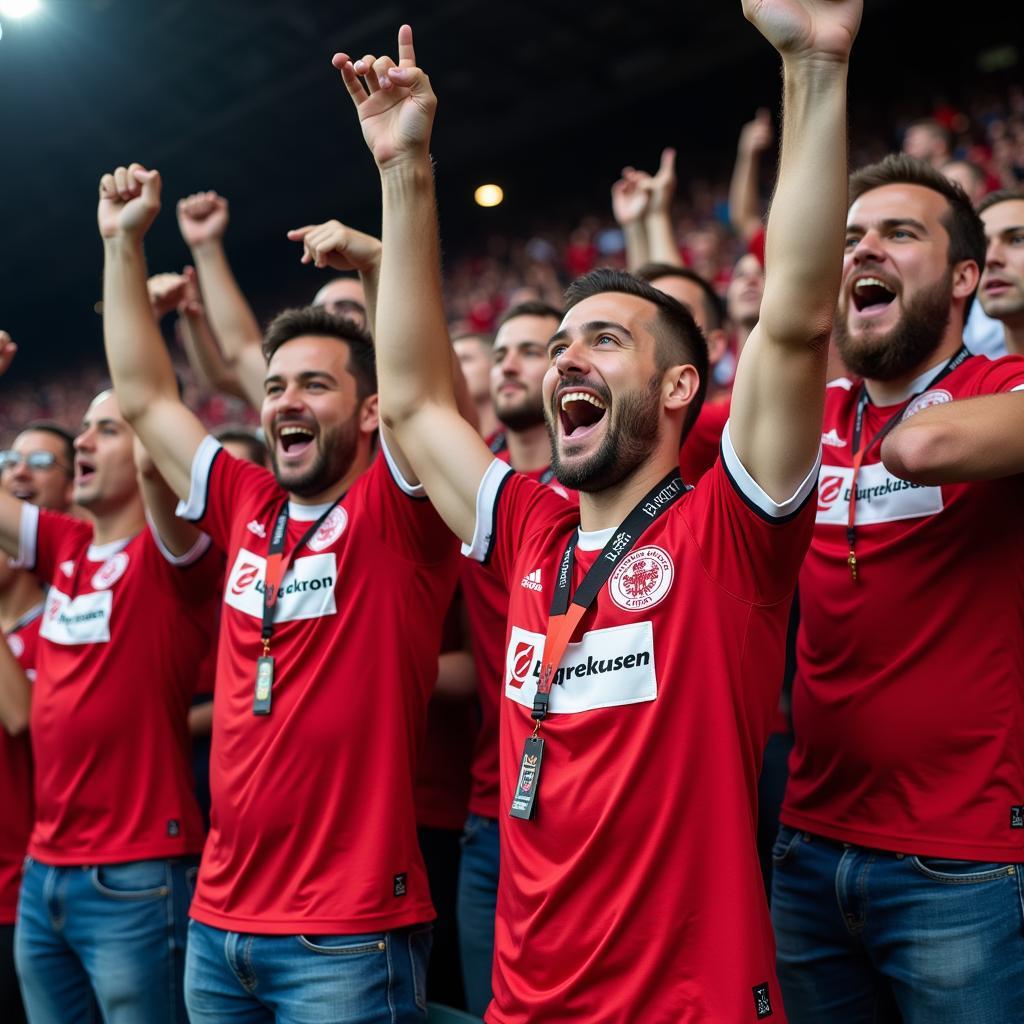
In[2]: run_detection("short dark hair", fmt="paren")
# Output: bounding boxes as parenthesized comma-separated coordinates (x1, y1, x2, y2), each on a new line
(563, 268, 709, 439)
(849, 154, 986, 272)
(498, 300, 563, 328)
(977, 188, 1024, 217)
(634, 262, 726, 331)
(451, 330, 492, 349)
(18, 420, 75, 469)
(213, 425, 267, 465)
(262, 306, 377, 400)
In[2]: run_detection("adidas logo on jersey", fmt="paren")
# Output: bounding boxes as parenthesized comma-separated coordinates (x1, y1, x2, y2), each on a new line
(521, 568, 543, 591)
(247, 520, 267, 538)
(821, 428, 846, 448)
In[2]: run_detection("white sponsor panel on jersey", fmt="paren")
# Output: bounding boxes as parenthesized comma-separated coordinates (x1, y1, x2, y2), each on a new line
(815, 462, 943, 525)
(224, 548, 337, 622)
(504, 622, 657, 714)
(41, 588, 113, 645)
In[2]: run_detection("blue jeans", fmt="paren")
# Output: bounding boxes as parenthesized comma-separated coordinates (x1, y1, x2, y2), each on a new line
(14, 855, 198, 1024)
(771, 826, 1024, 1023)
(456, 813, 499, 1017)
(184, 918, 432, 1023)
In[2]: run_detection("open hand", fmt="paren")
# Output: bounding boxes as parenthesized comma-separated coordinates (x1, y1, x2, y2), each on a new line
(611, 168, 651, 226)
(98, 163, 162, 240)
(742, 0, 862, 62)
(286, 220, 382, 272)
(332, 25, 436, 169)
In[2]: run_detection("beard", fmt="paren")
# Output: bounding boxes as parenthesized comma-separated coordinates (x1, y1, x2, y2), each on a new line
(548, 374, 662, 493)
(497, 391, 546, 433)
(270, 413, 359, 498)
(834, 269, 953, 381)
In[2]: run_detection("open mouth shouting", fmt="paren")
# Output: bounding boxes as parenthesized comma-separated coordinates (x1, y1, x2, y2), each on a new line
(74, 457, 97, 488)
(556, 387, 608, 445)
(274, 422, 317, 464)
(850, 273, 898, 319)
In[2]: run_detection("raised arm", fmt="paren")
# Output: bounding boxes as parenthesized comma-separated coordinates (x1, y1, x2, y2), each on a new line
(175, 266, 251, 403)
(643, 148, 684, 268)
(881, 392, 1024, 484)
(0, 335, 34, 557)
(99, 164, 207, 500)
(728, 0, 861, 502)
(286, 220, 382, 338)
(287, 216, 479, 431)
(728, 108, 774, 243)
(611, 167, 651, 272)
(332, 26, 493, 543)
(176, 192, 267, 407)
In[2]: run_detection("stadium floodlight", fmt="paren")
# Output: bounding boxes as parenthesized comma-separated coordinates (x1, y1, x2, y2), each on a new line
(474, 184, 504, 208)
(0, 0, 41, 17)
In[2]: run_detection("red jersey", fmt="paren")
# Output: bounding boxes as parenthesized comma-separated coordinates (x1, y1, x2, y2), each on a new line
(414, 594, 477, 832)
(178, 437, 459, 934)
(464, 428, 817, 1023)
(784, 354, 1024, 861)
(460, 450, 574, 819)
(17, 506, 218, 864)
(0, 602, 42, 922)
(679, 395, 730, 484)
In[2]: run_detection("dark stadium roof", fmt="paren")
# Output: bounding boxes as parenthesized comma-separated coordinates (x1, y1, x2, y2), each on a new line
(0, 0, 1020, 378)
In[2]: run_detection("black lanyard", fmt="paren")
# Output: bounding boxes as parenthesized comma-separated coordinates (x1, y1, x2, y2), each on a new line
(509, 470, 688, 820)
(253, 497, 341, 715)
(532, 469, 688, 723)
(844, 345, 969, 581)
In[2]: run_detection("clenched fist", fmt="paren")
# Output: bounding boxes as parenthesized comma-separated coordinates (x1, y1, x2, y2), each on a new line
(177, 191, 229, 248)
(98, 163, 162, 240)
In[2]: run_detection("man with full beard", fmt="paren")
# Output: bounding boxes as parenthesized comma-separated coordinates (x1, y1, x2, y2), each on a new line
(332, 0, 858, 1015)
(97, 169, 459, 1020)
(773, 153, 1024, 1022)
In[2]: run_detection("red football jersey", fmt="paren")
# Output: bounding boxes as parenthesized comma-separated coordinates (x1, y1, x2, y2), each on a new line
(461, 456, 575, 819)
(177, 437, 460, 933)
(785, 354, 1024, 861)
(17, 506, 218, 864)
(414, 594, 477, 832)
(464, 427, 817, 1023)
(679, 395, 731, 484)
(0, 602, 42, 922)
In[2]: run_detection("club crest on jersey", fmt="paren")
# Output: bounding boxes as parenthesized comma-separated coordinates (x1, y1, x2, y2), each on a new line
(7, 634, 24, 659)
(91, 552, 130, 591)
(608, 546, 673, 611)
(307, 506, 349, 553)
(903, 388, 953, 420)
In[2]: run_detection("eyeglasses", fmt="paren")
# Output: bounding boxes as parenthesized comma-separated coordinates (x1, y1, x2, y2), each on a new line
(0, 450, 70, 473)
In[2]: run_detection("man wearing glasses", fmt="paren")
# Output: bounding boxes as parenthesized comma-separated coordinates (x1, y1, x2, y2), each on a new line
(0, 424, 76, 515)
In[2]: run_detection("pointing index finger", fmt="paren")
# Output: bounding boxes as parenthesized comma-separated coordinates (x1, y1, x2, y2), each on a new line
(397, 24, 416, 68)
